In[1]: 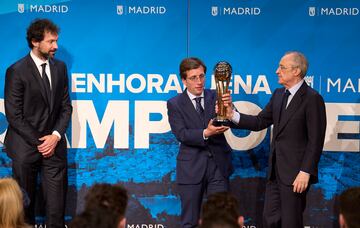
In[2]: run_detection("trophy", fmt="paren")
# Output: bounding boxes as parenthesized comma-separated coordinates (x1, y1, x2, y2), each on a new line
(213, 61, 232, 126)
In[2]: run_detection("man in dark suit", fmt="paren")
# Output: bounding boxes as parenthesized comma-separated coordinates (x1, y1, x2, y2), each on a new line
(167, 57, 237, 228)
(4, 19, 72, 228)
(222, 51, 327, 228)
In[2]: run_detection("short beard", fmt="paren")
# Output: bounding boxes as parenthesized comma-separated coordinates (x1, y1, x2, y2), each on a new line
(40, 50, 54, 60)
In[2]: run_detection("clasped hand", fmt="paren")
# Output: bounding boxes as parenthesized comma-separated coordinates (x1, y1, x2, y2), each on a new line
(38, 134, 60, 158)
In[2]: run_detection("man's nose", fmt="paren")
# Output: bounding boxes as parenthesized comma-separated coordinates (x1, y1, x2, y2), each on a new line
(53, 41, 58, 49)
(275, 67, 280, 74)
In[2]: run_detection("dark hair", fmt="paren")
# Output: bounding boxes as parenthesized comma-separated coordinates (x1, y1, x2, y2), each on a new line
(201, 192, 241, 227)
(179, 57, 207, 80)
(70, 207, 120, 228)
(26, 18, 59, 49)
(70, 208, 111, 228)
(200, 213, 241, 228)
(85, 183, 128, 219)
(339, 187, 360, 228)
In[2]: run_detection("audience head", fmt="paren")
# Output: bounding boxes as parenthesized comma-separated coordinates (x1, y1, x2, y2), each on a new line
(71, 183, 128, 228)
(200, 192, 244, 228)
(0, 178, 28, 228)
(338, 187, 360, 228)
(200, 214, 242, 228)
(70, 207, 121, 228)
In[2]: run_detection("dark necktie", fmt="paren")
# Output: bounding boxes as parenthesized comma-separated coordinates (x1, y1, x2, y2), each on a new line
(194, 97, 204, 119)
(278, 89, 291, 123)
(41, 63, 51, 106)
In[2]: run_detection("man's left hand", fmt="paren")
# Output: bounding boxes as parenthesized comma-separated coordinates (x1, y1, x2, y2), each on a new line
(292, 171, 310, 193)
(38, 134, 60, 158)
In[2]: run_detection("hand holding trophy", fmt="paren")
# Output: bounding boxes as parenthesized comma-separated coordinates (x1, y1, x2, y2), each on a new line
(213, 61, 232, 126)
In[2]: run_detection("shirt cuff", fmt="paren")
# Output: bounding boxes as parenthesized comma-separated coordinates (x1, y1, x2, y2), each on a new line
(203, 130, 208, 140)
(52, 131, 61, 140)
(231, 110, 240, 124)
(300, 170, 310, 175)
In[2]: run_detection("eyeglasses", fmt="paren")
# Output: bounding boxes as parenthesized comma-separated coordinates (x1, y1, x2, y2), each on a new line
(187, 74, 205, 82)
(278, 65, 298, 71)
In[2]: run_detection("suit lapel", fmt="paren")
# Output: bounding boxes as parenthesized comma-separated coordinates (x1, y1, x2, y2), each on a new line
(203, 89, 214, 125)
(180, 89, 205, 127)
(26, 55, 49, 106)
(49, 59, 57, 113)
(277, 83, 308, 135)
(275, 88, 286, 126)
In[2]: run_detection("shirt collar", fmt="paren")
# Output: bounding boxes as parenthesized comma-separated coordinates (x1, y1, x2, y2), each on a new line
(186, 90, 204, 100)
(288, 79, 304, 96)
(30, 50, 49, 67)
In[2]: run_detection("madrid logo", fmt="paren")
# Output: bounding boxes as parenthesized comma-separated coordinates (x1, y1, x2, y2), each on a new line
(18, 3, 25, 13)
(309, 7, 316, 16)
(117, 5, 124, 15)
(212, 6, 218, 16)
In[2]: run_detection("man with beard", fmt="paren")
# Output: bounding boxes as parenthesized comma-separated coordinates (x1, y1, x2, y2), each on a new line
(4, 18, 72, 228)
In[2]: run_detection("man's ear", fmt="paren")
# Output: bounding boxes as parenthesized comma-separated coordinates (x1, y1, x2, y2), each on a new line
(238, 216, 244, 227)
(31, 39, 39, 48)
(294, 67, 302, 78)
(182, 78, 187, 87)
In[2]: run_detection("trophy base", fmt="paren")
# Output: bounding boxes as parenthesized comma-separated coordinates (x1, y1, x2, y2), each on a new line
(212, 118, 232, 127)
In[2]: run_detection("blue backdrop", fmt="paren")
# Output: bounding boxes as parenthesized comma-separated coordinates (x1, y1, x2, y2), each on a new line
(0, 0, 359, 227)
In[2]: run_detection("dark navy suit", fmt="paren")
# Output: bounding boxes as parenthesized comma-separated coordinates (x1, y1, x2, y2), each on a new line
(167, 89, 236, 228)
(4, 54, 72, 227)
(237, 82, 326, 227)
